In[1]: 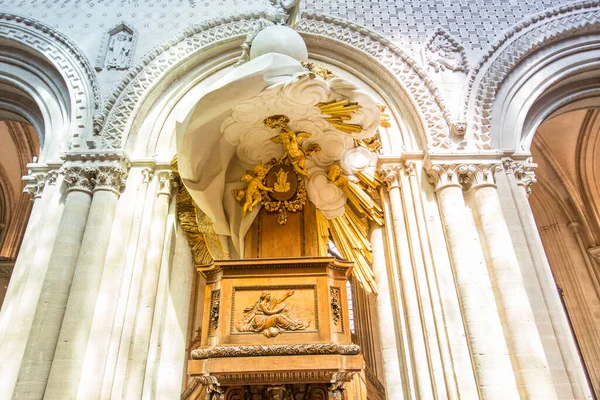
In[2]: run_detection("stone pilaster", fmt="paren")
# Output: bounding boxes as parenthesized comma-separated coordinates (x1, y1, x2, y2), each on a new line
(425, 157, 520, 399)
(45, 161, 128, 399)
(466, 162, 557, 399)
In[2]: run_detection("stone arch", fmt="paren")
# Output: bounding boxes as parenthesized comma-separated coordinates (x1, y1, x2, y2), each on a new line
(464, 0, 600, 151)
(0, 13, 101, 155)
(100, 13, 451, 152)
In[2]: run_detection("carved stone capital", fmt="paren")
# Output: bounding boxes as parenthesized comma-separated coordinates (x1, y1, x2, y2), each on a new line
(92, 165, 128, 194)
(377, 165, 402, 190)
(60, 165, 96, 194)
(425, 163, 462, 191)
(403, 161, 416, 176)
(457, 163, 502, 190)
(23, 172, 47, 199)
(503, 158, 537, 195)
(156, 170, 176, 196)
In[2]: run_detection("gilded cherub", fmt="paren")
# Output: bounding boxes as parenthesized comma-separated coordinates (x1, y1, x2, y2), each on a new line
(232, 163, 273, 216)
(265, 115, 320, 179)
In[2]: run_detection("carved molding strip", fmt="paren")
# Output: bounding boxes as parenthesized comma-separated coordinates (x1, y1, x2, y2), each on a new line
(191, 343, 361, 359)
(465, 1, 600, 148)
(217, 371, 340, 386)
(0, 13, 101, 112)
(209, 289, 220, 336)
(330, 286, 343, 333)
(100, 13, 452, 150)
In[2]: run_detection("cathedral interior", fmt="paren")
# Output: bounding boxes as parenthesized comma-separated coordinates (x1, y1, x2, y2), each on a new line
(0, 1, 599, 399)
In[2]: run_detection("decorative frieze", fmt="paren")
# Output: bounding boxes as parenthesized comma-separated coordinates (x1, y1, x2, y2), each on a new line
(191, 343, 360, 359)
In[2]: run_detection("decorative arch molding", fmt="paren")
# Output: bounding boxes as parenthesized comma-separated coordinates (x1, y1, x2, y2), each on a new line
(99, 13, 452, 150)
(296, 13, 452, 149)
(577, 109, 600, 244)
(464, 0, 600, 149)
(0, 13, 101, 148)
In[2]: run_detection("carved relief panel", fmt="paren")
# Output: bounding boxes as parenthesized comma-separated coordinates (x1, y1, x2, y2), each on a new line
(95, 22, 137, 71)
(231, 285, 317, 337)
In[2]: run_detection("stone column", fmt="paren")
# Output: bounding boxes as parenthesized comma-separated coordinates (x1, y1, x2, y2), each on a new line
(13, 165, 95, 399)
(464, 163, 556, 399)
(379, 164, 432, 399)
(124, 171, 175, 398)
(505, 159, 592, 399)
(425, 161, 519, 399)
(44, 163, 127, 399)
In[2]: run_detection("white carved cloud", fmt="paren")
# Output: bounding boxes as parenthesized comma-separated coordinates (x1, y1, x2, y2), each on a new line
(177, 53, 380, 255)
(220, 72, 380, 218)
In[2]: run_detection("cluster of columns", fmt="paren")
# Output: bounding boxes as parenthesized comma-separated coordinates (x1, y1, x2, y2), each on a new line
(0, 155, 188, 400)
(372, 155, 592, 399)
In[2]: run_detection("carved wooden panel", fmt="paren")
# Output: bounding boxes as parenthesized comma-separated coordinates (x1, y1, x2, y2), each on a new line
(230, 285, 318, 337)
(244, 202, 319, 259)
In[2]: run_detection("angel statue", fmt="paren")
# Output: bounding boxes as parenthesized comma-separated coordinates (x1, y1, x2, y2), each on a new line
(232, 163, 273, 217)
(236, 290, 309, 338)
(265, 115, 320, 179)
